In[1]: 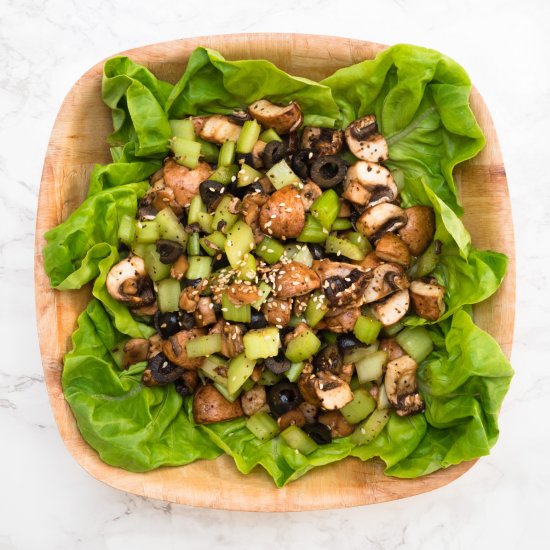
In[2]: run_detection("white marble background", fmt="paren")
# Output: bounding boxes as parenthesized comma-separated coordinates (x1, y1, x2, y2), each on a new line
(1, 0, 548, 548)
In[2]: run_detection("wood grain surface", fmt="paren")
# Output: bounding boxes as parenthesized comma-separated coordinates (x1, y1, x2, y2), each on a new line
(34, 34, 515, 511)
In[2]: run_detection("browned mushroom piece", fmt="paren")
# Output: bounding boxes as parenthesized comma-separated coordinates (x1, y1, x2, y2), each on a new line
(409, 280, 446, 321)
(292, 294, 309, 317)
(209, 320, 244, 359)
(241, 191, 269, 243)
(363, 262, 409, 303)
(261, 297, 292, 328)
(139, 179, 182, 218)
(356, 203, 408, 242)
(379, 338, 405, 362)
(300, 127, 344, 156)
(271, 261, 320, 299)
(147, 334, 163, 358)
(384, 355, 424, 416)
(357, 251, 383, 271)
(122, 338, 150, 368)
(162, 328, 206, 369)
(193, 384, 244, 424)
(194, 297, 217, 327)
(162, 158, 213, 208)
(248, 99, 303, 134)
(375, 233, 411, 268)
(192, 115, 242, 144)
(302, 370, 353, 410)
(106, 256, 155, 307)
(299, 180, 322, 211)
(240, 384, 269, 416)
(321, 268, 370, 307)
(312, 258, 361, 281)
(259, 185, 306, 239)
(298, 401, 318, 423)
(179, 369, 200, 395)
(345, 115, 389, 162)
(322, 306, 361, 333)
(398, 205, 436, 256)
(170, 255, 189, 280)
(179, 285, 201, 313)
(131, 302, 159, 316)
(226, 282, 262, 305)
(277, 409, 306, 430)
(318, 410, 355, 437)
(371, 289, 410, 326)
(250, 140, 267, 169)
(342, 161, 397, 207)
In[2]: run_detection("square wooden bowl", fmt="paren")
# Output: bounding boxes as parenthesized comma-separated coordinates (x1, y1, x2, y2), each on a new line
(34, 33, 515, 511)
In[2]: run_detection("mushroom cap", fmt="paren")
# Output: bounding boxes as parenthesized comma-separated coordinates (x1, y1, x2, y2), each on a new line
(193, 384, 244, 424)
(162, 328, 206, 369)
(398, 205, 436, 256)
(375, 233, 411, 267)
(384, 355, 424, 416)
(163, 158, 213, 208)
(409, 280, 446, 321)
(345, 115, 389, 162)
(194, 114, 242, 144)
(356, 203, 408, 242)
(371, 289, 410, 326)
(248, 99, 303, 134)
(271, 261, 321, 299)
(300, 127, 344, 156)
(363, 262, 409, 303)
(106, 256, 155, 306)
(344, 161, 398, 207)
(259, 185, 306, 239)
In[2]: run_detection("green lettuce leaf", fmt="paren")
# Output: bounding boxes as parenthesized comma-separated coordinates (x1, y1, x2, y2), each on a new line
(62, 300, 222, 471)
(165, 47, 340, 128)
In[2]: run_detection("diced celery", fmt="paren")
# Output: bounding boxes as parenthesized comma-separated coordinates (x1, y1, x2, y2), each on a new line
(251, 282, 272, 310)
(196, 212, 213, 234)
(324, 235, 364, 261)
(297, 214, 328, 243)
(155, 208, 187, 247)
(135, 220, 160, 244)
(351, 409, 391, 445)
(285, 327, 321, 362)
(212, 195, 239, 234)
(311, 190, 339, 230)
(188, 195, 207, 225)
(409, 241, 439, 278)
(237, 253, 257, 282)
(157, 278, 181, 313)
(288, 314, 306, 328)
(395, 327, 433, 363)
(225, 220, 255, 269)
(320, 330, 338, 344)
(259, 129, 282, 143)
(283, 243, 313, 267)
(256, 236, 285, 264)
(285, 362, 305, 383)
(186, 256, 212, 279)
(214, 382, 241, 403)
(236, 119, 261, 154)
(186, 334, 222, 358)
(242, 378, 255, 392)
(118, 214, 136, 246)
(343, 343, 379, 364)
(377, 384, 391, 410)
(305, 291, 328, 328)
(246, 411, 279, 441)
(199, 231, 227, 256)
(347, 232, 372, 256)
(187, 232, 200, 256)
(237, 164, 263, 187)
(340, 388, 377, 424)
(142, 245, 171, 281)
(243, 327, 280, 360)
(169, 119, 195, 140)
(331, 218, 353, 231)
(281, 425, 318, 455)
(259, 369, 283, 386)
(221, 293, 251, 323)
(353, 315, 382, 345)
(218, 140, 236, 166)
(200, 355, 228, 385)
(227, 352, 256, 394)
(197, 138, 219, 163)
(170, 137, 201, 169)
(355, 351, 387, 384)
(266, 159, 301, 189)
(209, 164, 239, 185)
(382, 320, 405, 337)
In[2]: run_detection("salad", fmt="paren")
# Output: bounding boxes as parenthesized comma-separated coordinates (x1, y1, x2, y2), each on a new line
(43, 45, 513, 487)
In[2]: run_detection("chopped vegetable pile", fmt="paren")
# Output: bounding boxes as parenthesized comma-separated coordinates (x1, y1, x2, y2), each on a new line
(44, 45, 513, 486)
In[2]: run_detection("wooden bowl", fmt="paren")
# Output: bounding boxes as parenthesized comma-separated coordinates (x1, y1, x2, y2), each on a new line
(34, 33, 515, 511)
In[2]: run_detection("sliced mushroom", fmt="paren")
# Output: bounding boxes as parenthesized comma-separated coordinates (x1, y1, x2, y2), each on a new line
(277, 409, 306, 430)
(259, 185, 305, 239)
(371, 289, 410, 326)
(312, 259, 364, 282)
(142, 353, 185, 386)
(363, 262, 409, 303)
(398, 206, 436, 256)
(147, 334, 163, 358)
(139, 179, 182, 218)
(322, 268, 371, 307)
(318, 410, 355, 437)
(261, 297, 292, 327)
(248, 99, 303, 134)
(357, 251, 383, 270)
(131, 302, 158, 316)
(298, 401, 318, 423)
(409, 280, 445, 321)
(162, 328, 206, 369)
(209, 320, 244, 359)
(375, 233, 411, 267)
(300, 127, 344, 156)
(322, 306, 361, 333)
(193, 384, 244, 424)
(179, 285, 201, 313)
(170, 255, 189, 280)
(241, 191, 269, 244)
(163, 158, 213, 208)
(122, 338, 150, 368)
(299, 180, 322, 211)
(379, 338, 405, 362)
(345, 115, 389, 162)
(311, 371, 354, 410)
(106, 256, 155, 307)
(250, 140, 267, 169)
(343, 161, 397, 207)
(271, 261, 321, 299)
(384, 355, 424, 416)
(194, 297, 217, 327)
(226, 282, 262, 305)
(356, 203, 408, 242)
(240, 384, 269, 416)
(192, 115, 242, 144)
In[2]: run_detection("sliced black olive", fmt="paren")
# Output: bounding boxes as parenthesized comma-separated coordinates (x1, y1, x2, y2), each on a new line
(174, 378, 193, 397)
(265, 350, 291, 375)
(336, 334, 365, 353)
(117, 243, 130, 258)
(212, 253, 231, 272)
(308, 243, 325, 260)
(267, 381, 303, 416)
(185, 222, 201, 234)
(182, 277, 202, 288)
(156, 239, 184, 264)
(229, 110, 252, 125)
(303, 422, 332, 445)
(142, 353, 184, 386)
(199, 180, 226, 211)
(154, 311, 181, 338)
(248, 309, 268, 329)
(236, 152, 254, 166)
(262, 140, 287, 170)
(309, 155, 347, 188)
(227, 180, 263, 199)
(137, 195, 158, 221)
(291, 149, 313, 179)
(313, 344, 342, 375)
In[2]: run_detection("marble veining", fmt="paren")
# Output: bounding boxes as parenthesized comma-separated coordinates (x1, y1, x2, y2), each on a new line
(1, 0, 549, 548)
